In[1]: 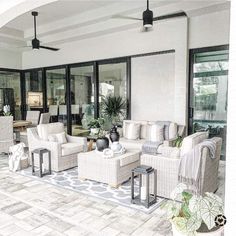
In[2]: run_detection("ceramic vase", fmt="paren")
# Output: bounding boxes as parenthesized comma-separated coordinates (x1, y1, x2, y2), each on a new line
(96, 137, 109, 152)
(109, 125, 120, 142)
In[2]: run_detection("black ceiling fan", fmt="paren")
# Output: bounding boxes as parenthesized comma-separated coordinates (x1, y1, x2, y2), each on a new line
(112, 0, 187, 32)
(31, 11, 59, 51)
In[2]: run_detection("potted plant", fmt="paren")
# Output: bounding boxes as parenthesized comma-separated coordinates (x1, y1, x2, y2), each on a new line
(174, 135, 184, 148)
(164, 183, 226, 236)
(87, 118, 102, 135)
(3, 105, 12, 116)
(101, 95, 126, 128)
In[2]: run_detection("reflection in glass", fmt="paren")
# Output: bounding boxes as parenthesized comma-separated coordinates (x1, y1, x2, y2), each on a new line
(70, 66, 94, 136)
(0, 71, 21, 120)
(98, 62, 127, 127)
(46, 68, 66, 126)
(25, 70, 43, 110)
(192, 49, 229, 159)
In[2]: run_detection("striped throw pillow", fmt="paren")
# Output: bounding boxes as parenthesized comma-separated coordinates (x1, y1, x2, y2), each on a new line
(124, 123, 141, 140)
(147, 124, 164, 142)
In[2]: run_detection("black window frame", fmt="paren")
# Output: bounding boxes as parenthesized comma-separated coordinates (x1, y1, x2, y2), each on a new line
(188, 44, 229, 135)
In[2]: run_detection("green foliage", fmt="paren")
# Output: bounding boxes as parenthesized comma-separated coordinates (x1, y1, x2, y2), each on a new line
(3, 111, 12, 116)
(174, 135, 183, 148)
(164, 184, 224, 235)
(101, 95, 126, 124)
(87, 118, 104, 129)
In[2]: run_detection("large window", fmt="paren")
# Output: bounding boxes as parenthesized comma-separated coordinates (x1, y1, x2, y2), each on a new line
(0, 57, 130, 134)
(46, 68, 67, 128)
(25, 70, 43, 111)
(70, 65, 94, 136)
(0, 70, 22, 120)
(189, 46, 229, 159)
(98, 61, 128, 127)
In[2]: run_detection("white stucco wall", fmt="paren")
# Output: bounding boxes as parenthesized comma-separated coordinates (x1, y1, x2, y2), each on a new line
(0, 49, 22, 69)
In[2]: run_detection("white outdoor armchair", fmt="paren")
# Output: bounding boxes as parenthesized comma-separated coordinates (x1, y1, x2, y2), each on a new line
(0, 116, 14, 154)
(27, 122, 87, 171)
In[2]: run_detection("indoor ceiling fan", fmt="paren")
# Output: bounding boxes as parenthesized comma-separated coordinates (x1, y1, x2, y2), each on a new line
(112, 0, 187, 32)
(30, 11, 59, 51)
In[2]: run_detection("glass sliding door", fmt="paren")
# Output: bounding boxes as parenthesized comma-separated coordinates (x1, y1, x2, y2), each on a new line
(189, 46, 229, 159)
(98, 61, 128, 127)
(0, 70, 22, 119)
(25, 70, 43, 112)
(46, 68, 67, 128)
(70, 65, 94, 136)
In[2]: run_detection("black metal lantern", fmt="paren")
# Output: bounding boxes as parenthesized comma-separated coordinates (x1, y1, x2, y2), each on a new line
(131, 165, 157, 208)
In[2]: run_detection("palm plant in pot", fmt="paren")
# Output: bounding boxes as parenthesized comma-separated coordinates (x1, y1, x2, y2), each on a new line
(101, 95, 126, 129)
(164, 184, 226, 236)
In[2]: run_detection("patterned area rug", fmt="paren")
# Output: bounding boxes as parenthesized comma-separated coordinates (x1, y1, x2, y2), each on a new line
(19, 167, 165, 214)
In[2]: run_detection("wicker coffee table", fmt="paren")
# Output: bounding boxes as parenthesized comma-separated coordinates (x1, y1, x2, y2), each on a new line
(77, 150, 141, 188)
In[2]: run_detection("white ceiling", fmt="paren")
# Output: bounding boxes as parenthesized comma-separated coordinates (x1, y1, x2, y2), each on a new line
(6, 1, 115, 31)
(0, 0, 230, 52)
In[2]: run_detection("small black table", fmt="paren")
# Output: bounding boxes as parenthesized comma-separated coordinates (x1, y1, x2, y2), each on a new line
(31, 148, 51, 177)
(131, 165, 157, 208)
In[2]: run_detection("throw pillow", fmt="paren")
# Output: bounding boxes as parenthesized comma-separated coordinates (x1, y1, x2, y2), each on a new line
(124, 123, 141, 140)
(48, 132, 67, 144)
(146, 124, 164, 142)
(56, 132, 67, 144)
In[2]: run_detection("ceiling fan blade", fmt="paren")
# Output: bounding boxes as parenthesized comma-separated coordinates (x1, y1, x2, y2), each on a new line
(111, 14, 142, 21)
(153, 11, 187, 22)
(39, 45, 60, 51)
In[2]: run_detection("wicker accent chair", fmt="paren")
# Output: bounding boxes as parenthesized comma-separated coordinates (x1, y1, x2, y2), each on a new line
(27, 122, 87, 172)
(141, 132, 222, 199)
(26, 110, 40, 126)
(39, 113, 50, 124)
(0, 116, 14, 154)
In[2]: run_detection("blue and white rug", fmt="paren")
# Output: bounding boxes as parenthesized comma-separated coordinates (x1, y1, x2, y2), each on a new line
(19, 167, 165, 214)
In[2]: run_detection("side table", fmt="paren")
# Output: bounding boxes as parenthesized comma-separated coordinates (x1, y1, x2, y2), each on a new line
(87, 135, 98, 151)
(131, 165, 157, 208)
(31, 148, 51, 177)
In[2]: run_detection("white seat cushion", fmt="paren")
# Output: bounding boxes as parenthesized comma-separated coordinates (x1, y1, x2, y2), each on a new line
(180, 131, 208, 156)
(119, 137, 146, 150)
(61, 143, 83, 156)
(158, 145, 180, 158)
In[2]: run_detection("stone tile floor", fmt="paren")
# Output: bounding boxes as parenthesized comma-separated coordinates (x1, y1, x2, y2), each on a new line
(0, 156, 225, 236)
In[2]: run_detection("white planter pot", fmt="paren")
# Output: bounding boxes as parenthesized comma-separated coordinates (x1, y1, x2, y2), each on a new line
(172, 224, 224, 236)
(90, 128, 99, 135)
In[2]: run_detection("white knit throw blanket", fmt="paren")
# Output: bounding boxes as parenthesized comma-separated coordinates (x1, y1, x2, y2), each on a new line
(178, 139, 217, 194)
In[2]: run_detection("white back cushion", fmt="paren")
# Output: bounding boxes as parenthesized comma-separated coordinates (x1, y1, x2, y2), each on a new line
(123, 120, 148, 139)
(37, 122, 65, 141)
(169, 122, 178, 139)
(124, 123, 141, 140)
(180, 132, 208, 156)
(146, 124, 164, 142)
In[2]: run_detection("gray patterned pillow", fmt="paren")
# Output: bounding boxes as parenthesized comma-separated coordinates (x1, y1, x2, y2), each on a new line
(124, 123, 141, 140)
(147, 124, 164, 142)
